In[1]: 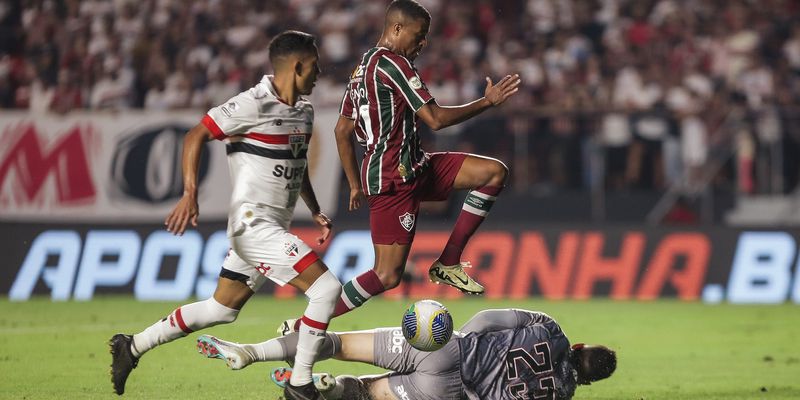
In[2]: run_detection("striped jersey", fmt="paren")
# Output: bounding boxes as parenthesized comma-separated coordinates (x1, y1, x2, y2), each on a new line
(339, 47, 434, 195)
(201, 75, 313, 236)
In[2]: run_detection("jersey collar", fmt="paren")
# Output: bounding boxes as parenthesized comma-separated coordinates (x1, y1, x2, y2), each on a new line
(260, 75, 305, 107)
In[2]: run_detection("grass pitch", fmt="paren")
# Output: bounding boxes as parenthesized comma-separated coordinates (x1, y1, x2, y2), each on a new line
(0, 297, 798, 399)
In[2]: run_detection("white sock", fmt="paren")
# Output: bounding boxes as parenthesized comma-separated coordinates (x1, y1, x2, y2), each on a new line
(243, 339, 285, 361)
(289, 271, 341, 386)
(131, 297, 239, 357)
(245, 331, 342, 363)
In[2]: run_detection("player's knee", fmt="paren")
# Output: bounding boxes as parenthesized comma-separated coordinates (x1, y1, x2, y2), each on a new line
(489, 160, 509, 186)
(206, 297, 239, 324)
(307, 270, 343, 303)
(376, 267, 403, 290)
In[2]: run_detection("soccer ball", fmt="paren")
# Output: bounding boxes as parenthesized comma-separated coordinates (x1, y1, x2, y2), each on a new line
(401, 299, 454, 352)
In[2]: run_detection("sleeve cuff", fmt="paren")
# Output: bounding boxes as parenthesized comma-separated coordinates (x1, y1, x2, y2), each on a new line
(201, 114, 226, 140)
(413, 97, 435, 113)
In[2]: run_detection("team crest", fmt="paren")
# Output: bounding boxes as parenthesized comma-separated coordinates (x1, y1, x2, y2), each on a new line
(289, 134, 306, 158)
(409, 77, 422, 89)
(399, 212, 415, 232)
(284, 242, 299, 257)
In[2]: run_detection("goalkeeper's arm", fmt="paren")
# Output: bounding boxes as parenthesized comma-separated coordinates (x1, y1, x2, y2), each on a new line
(459, 309, 555, 334)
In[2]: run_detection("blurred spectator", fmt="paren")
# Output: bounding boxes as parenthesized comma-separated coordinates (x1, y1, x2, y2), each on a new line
(49, 69, 83, 113)
(662, 196, 699, 224)
(1, 0, 798, 195)
(89, 57, 133, 109)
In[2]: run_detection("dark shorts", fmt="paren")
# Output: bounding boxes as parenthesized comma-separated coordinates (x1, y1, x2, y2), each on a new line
(368, 152, 467, 244)
(372, 328, 464, 400)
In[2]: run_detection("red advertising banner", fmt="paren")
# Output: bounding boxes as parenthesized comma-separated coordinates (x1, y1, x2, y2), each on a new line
(0, 110, 341, 222)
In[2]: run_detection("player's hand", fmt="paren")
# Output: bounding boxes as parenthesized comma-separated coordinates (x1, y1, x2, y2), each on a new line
(312, 211, 333, 244)
(349, 188, 365, 211)
(484, 74, 521, 106)
(165, 194, 199, 236)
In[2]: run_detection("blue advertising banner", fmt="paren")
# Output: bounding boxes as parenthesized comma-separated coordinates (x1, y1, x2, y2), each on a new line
(3, 222, 800, 304)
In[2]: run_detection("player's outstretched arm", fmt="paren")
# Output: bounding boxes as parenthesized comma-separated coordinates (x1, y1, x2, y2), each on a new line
(459, 309, 554, 334)
(333, 115, 365, 210)
(416, 74, 521, 131)
(300, 168, 333, 244)
(165, 123, 214, 235)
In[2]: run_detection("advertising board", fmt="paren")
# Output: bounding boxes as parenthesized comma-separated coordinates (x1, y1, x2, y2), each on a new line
(4, 223, 799, 304)
(0, 110, 341, 222)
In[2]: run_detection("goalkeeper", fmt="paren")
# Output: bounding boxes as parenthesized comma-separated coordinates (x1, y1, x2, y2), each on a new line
(196, 308, 616, 399)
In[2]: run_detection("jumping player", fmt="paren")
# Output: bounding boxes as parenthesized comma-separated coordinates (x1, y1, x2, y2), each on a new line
(321, 0, 522, 324)
(197, 308, 617, 399)
(109, 31, 341, 400)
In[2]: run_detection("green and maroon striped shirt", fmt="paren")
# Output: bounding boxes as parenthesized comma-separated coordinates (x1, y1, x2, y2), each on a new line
(339, 47, 434, 195)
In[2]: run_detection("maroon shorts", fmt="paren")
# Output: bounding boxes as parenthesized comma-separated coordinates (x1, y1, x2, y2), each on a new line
(367, 152, 467, 245)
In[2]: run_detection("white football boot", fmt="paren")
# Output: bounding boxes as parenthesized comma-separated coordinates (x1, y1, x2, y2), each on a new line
(196, 335, 253, 370)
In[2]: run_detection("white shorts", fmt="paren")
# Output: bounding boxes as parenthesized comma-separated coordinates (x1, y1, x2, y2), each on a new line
(221, 222, 319, 290)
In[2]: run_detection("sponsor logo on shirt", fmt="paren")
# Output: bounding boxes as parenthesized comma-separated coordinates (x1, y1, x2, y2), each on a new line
(350, 65, 365, 83)
(220, 101, 239, 117)
(273, 165, 305, 179)
(395, 384, 411, 400)
(409, 76, 422, 90)
(390, 329, 404, 354)
(398, 164, 408, 178)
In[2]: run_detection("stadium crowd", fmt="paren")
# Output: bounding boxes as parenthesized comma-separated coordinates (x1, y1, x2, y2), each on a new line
(2, 0, 800, 193)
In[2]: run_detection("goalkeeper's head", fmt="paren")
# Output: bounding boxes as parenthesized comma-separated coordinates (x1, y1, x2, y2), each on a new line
(570, 344, 617, 385)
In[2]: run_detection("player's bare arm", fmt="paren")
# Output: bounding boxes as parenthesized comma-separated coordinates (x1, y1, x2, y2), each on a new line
(333, 115, 365, 211)
(416, 74, 521, 131)
(299, 167, 333, 244)
(165, 123, 215, 235)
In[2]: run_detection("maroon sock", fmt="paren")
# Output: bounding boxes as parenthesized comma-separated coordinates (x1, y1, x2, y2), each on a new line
(331, 269, 385, 318)
(439, 185, 503, 266)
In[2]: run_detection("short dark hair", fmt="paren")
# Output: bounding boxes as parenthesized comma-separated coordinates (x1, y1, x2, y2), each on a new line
(579, 345, 617, 383)
(268, 30, 317, 65)
(386, 0, 431, 25)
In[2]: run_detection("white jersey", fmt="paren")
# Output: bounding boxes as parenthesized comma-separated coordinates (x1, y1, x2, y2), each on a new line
(201, 75, 313, 236)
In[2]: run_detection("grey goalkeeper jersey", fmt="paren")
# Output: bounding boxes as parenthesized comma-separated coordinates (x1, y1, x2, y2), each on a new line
(457, 310, 577, 400)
